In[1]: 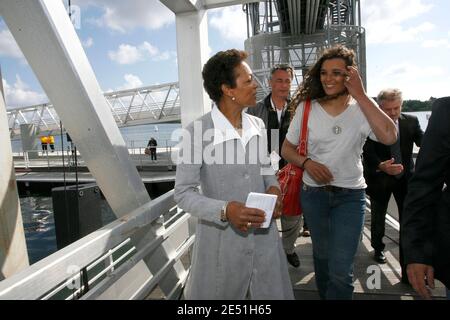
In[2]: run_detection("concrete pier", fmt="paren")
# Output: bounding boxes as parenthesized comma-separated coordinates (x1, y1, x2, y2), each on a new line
(0, 93, 29, 279)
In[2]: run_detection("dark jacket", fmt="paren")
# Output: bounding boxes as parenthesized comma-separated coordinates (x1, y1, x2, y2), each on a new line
(147, 138, 157, 149)
(246, 93, 291, 169)
(402, 97, 450, 288)
(363, 113, 423, 196)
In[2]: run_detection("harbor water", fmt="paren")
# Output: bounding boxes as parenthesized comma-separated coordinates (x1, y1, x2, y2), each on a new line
(11, 123, 182, 153)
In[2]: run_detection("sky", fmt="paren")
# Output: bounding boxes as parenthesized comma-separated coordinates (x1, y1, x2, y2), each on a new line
(1, 0, 449, 110)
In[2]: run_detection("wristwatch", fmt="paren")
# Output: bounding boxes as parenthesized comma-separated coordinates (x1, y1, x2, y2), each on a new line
(220, 202, 228, 222)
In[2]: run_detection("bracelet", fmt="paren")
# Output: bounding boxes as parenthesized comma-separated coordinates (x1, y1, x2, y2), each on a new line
(220, 202, 228, 222)
(301, 157, 311, 169)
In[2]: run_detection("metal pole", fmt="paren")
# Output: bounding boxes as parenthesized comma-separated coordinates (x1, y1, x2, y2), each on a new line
(68, 0, 71, 18)
(46, 147, 50, 170)
(337, 0, 341, 25)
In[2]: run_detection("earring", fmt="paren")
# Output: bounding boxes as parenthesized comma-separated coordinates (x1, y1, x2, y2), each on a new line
(231, 97, 236, 101)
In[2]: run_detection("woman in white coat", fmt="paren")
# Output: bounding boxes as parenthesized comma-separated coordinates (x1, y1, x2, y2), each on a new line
(174, 49, 294, 300)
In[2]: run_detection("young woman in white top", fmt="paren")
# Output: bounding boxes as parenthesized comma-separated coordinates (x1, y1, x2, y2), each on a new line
(281, 45, 396, 299)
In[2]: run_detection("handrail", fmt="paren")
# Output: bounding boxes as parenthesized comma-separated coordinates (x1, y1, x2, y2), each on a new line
(7, 82, 182, 138)
(13, 140, 176, 169)
(0, 190, 193, 300)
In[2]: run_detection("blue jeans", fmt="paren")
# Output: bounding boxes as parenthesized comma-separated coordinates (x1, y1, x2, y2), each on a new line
(301, 184, 366, 300)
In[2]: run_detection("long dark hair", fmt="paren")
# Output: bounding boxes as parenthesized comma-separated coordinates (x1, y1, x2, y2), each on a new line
(289, 45, 357, 116)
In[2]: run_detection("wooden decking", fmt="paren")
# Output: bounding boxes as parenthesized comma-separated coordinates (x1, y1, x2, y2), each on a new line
(287, 211, 447, 300)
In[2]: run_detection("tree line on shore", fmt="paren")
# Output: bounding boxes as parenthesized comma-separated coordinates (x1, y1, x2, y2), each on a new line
(402, 97, 436, 112)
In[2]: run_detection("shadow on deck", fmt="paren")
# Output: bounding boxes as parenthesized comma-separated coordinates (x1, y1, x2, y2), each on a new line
(286, 211, 447, 300)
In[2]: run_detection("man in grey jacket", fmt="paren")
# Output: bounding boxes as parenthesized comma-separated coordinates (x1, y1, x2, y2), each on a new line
(247, 64, 303, 268)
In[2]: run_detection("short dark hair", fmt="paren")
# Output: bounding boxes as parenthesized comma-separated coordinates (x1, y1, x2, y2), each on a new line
(270, 63, 294, 79)
(202, 49, 248, 104)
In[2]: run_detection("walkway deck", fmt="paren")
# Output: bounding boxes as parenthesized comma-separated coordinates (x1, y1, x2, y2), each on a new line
(287, 211, 447, 300)
(13, 150, 177, 184)
(15, 170, 175, 184)
(12, 150, 446, 300)
(147, 207, 447, 300)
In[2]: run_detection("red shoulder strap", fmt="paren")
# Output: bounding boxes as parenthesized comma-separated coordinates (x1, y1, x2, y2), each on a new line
(297, 99, 311, 156)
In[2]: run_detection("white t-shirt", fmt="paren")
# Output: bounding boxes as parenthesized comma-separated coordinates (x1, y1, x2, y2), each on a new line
(286, 99, 377, 189)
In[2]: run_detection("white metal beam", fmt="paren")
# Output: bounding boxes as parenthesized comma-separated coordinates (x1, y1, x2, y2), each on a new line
(159, 0, 201, 13)
(201, 0, 258, 10)
(160, 0, 257, 13)
(175, 9, 211, 127)
(0, 91, 29, 279)
(0, 0, 151, 215)
(0, 0, 186, 298)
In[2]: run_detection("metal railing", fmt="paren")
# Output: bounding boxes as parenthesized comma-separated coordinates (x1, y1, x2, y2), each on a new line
(0, 190, 194, 300)
(13, 139, 177, 170)
(7, 82, 181, 138)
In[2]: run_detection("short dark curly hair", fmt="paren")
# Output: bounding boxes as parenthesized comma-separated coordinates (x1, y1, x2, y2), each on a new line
(202, 49, 249, 104)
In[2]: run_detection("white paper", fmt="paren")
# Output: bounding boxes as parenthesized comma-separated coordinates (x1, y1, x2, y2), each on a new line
(245, 192, 278, 228)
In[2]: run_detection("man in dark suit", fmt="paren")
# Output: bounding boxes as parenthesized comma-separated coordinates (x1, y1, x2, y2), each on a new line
(363, 88, 423, 282)
(247, 64, 303, 268)
(402, 97, 450, 299)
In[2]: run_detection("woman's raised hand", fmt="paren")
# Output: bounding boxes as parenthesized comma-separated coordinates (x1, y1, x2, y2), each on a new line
(344, 66, 366, 100)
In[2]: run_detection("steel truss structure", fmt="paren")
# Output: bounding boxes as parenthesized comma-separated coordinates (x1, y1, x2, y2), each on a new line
(243, 0, 366, 100)
(7, 82, 181, 138)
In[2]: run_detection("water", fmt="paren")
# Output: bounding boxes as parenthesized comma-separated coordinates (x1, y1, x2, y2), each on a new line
(20, 194, 117, 265)
(10, 123, 182, 153)
(404, 111, 431, 132)
(14, 123, 181, 264)
(21, 197, 57, 265)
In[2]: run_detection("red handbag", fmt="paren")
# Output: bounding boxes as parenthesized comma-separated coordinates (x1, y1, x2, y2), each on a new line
(277, 99, 311, 216)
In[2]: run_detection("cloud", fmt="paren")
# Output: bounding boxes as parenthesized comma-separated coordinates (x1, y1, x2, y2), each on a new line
(108, 41, 174, 64)
(140, 41, 158, 56)
(116, 74, 143, 90)
(381, 62, 443, 79)
(2, 76, 47, 108)
(361, 0, 434, 44)
(422, 38, 450, 48)
(77, 0, 174, 33)
(0, 29, 25, 60)
(82, 37, 94, 48)
(368, 62, 447, 100)
(108, 44, 143, 64)
(209, 6, 247, 43)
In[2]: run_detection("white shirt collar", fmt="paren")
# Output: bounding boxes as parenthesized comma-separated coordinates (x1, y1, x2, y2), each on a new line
(211, 105, 262, 148)
(270, 97, 288, 112)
